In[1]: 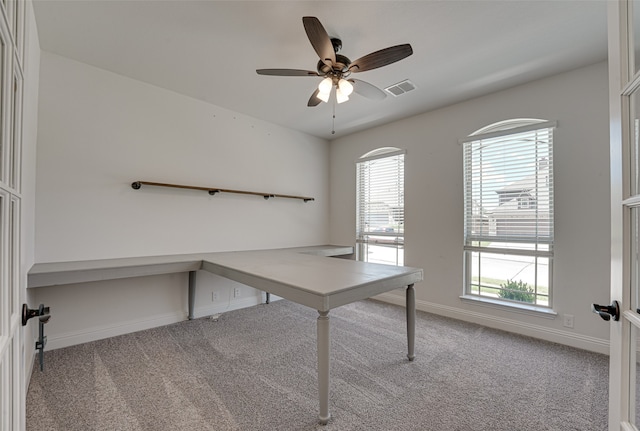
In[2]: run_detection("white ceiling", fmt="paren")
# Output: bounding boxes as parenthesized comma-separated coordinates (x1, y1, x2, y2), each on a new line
(32, 1, 609, 140)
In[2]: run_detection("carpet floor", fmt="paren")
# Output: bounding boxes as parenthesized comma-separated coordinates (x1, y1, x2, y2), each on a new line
(26, 299, 608, 430)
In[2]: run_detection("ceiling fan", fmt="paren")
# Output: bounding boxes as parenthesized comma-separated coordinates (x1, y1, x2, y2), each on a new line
(256, 16, 413, 107)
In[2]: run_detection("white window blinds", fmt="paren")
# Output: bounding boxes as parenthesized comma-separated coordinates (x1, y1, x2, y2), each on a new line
(356, 149, 405, 266)
(463, 120, 555, 307)
(463, 122, 554, 249)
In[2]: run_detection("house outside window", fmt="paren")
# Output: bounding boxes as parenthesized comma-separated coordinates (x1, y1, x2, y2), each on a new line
(463, 119, 555, 307)
(356, 147, 405, 266)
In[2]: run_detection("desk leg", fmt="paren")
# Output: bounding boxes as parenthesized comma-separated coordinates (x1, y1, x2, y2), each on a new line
(317, 310, 331, 425)
(188, 271, 196, 320)
(406, 284, 415, 361)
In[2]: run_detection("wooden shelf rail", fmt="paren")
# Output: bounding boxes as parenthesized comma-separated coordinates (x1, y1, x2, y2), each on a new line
(131, 181, 315, 202)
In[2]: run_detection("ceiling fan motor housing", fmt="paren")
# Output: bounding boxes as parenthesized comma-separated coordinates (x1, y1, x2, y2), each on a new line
(317, 54, 351, 76)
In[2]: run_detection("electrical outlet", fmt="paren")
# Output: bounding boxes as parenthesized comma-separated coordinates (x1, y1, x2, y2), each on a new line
(211, 291, 218, 302)
(233, 287, 241, 298)
(563, 314, 574, 328)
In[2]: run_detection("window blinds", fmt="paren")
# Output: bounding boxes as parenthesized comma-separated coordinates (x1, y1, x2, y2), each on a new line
(463, 124, 554, 249)
(356, 150, 405, 247)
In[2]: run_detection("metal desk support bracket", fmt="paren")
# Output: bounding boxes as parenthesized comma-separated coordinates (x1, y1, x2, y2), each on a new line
(188, 271, 196, 320)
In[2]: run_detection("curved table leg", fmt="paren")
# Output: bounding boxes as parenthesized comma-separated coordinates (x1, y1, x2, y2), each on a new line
(406, 284, 415, 361)
(317, 310, 331, 425)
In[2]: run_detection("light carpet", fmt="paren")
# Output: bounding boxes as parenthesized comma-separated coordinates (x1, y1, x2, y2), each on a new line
(26, 299, 608, 430)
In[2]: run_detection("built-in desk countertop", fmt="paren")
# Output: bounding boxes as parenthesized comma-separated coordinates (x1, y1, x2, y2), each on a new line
(27, 245, 423, 425)
(28, 245, 355, 288)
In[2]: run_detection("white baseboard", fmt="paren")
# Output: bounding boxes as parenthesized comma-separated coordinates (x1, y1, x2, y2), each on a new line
(374, 292, 610, 355)
(43, 291, 610, 356)
(46, 296, 264, 350)
(192, 296, 263, 319)
(45, 311, 187, 350)
(24, 333, 35, 399)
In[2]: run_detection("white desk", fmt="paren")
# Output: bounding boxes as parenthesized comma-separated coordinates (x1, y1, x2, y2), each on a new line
(201, 249, 423, 424)
(27, 246, 423, 424)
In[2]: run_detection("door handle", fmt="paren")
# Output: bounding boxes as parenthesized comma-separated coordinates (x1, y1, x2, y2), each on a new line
(591, 301, 620, 321)
(22, 304, 51, 371)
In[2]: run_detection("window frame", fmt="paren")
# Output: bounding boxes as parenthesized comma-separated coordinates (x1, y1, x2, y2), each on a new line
(356, 147, 406, 266)
(462, 119, 556, 310)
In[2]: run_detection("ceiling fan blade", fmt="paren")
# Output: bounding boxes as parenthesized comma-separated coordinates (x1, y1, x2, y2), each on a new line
(307, 89, 322, 107)
(348, 44, 413, 73)
(349, 79, 387, 100)
(303, 16, 336, 67)
(256, 69, 319, 77)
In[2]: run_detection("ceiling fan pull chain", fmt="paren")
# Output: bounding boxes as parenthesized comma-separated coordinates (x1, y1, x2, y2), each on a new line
(332, 97, 336, 135)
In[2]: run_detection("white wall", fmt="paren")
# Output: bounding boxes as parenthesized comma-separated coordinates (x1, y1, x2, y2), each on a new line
(22, 0, 39, 273)
(330, 62, 611, 353)
(36, 52, 329, 262)
(34, 52, 330, 348)
(22, 0, 40, 391)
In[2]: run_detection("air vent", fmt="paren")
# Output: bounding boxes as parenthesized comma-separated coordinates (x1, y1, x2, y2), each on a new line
(384, 79, 416, 97)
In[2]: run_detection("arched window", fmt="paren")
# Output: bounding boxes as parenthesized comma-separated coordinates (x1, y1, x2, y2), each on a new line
(462, 119, 556, 308)
(356, 147, 405, 266)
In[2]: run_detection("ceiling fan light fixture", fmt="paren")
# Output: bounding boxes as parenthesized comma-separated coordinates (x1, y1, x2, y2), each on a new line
(338, 78, 353, 97)
(336, 87, 349, 104)
(317, 89, 330, 103)
(318, 77, 333, 94)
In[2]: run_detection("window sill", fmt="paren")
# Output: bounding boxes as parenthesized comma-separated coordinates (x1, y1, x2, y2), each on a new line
(459, 295, 558, 319)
